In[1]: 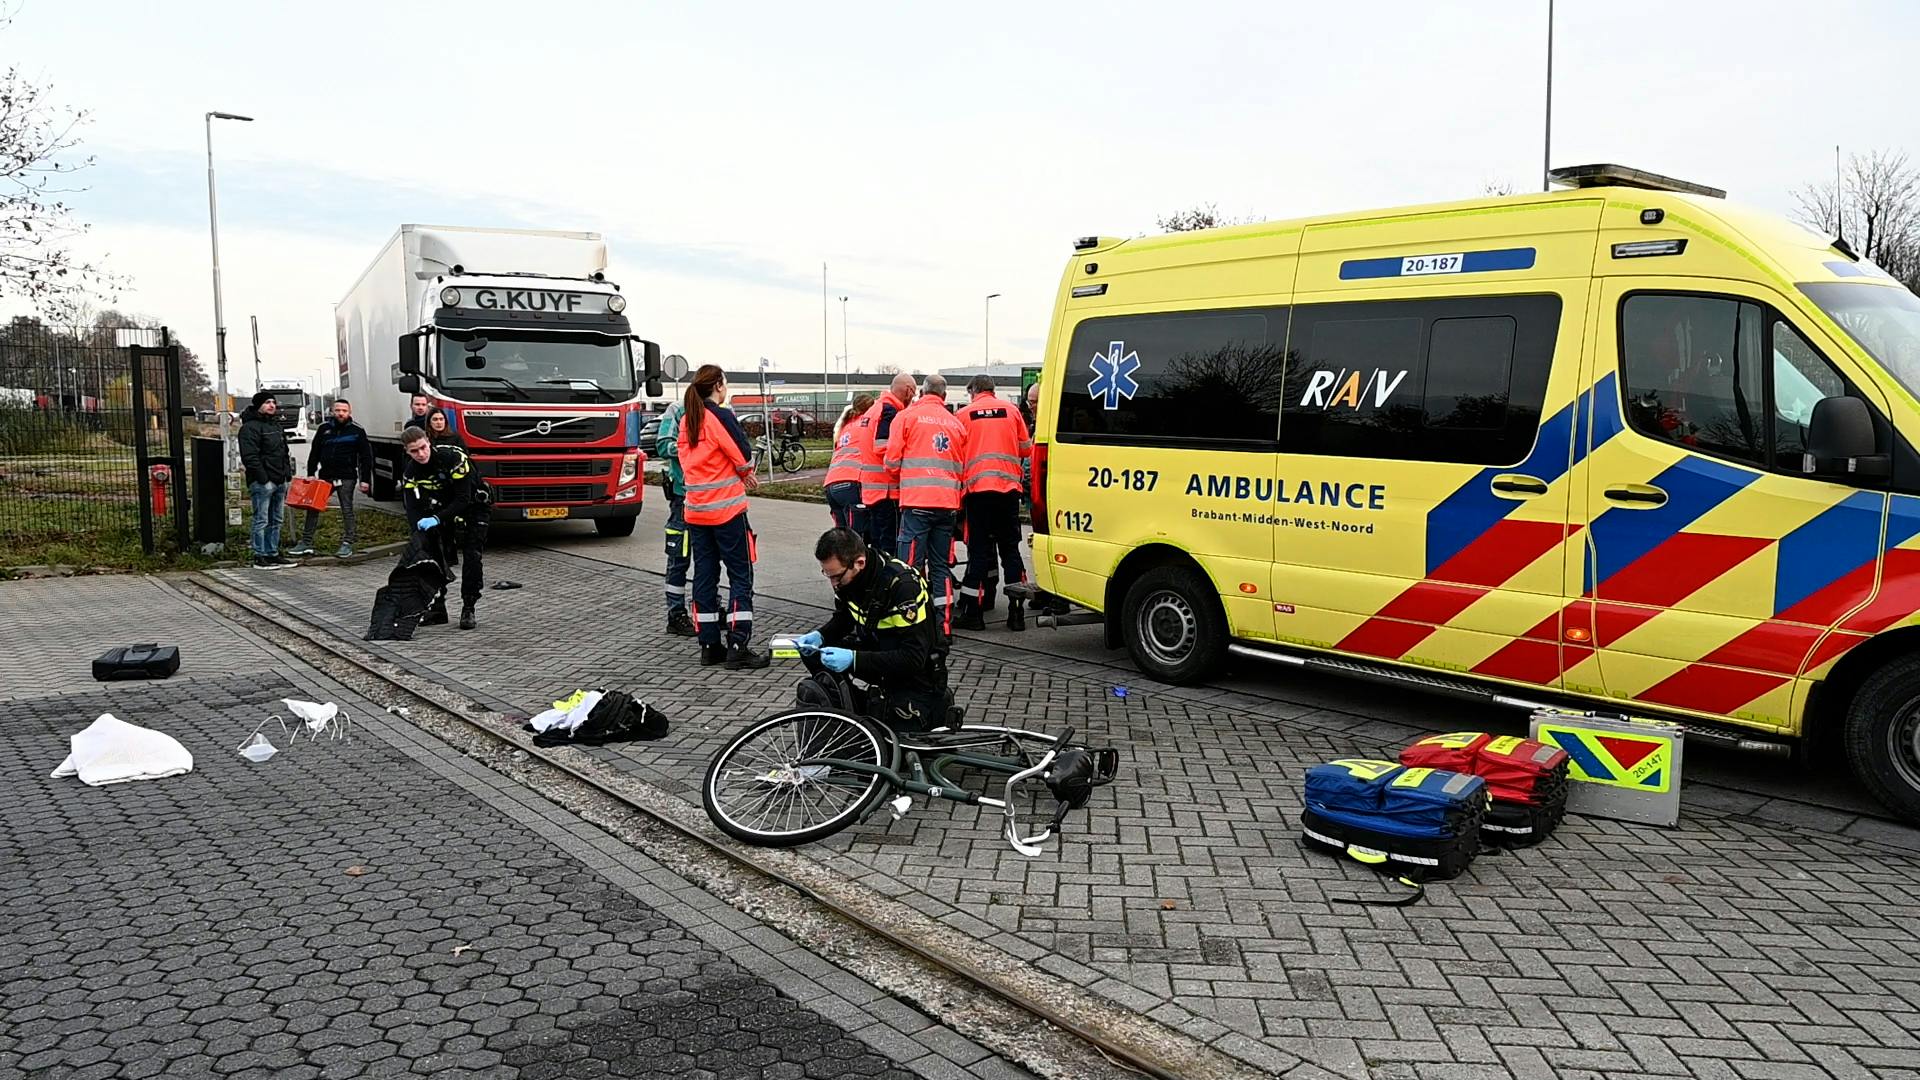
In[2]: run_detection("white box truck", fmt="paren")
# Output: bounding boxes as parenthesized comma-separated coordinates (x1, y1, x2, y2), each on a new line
(335, 225, 664, 536)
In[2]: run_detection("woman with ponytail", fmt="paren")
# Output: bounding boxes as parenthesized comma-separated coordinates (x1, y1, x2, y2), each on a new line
(676, 365, 769, 669)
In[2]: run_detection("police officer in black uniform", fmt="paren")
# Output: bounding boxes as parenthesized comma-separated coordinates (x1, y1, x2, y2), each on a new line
(399, 427, 489, 629)
(795, 528, 952, 730)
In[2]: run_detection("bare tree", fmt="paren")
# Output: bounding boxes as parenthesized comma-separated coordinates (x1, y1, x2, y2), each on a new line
(1154, 203, 1265, 234)
(1793, 149, 1920, 293)
(0, 10, 120, 318)
(1482, 180, 1517, 197)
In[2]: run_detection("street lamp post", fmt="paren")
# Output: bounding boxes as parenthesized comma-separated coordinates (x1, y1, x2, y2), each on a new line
(838, 296, 849, 394)
(205, 109, 253, 516)
(984, 292, 1001, 367)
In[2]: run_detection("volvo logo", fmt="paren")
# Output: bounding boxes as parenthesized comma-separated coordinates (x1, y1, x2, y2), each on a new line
(535, 420, 553, 435)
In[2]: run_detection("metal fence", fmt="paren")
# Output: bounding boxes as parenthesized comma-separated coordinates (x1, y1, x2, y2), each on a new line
(0, 323, 182, 553)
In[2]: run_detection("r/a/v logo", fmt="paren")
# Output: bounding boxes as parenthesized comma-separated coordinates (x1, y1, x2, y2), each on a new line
(1297, 368, 1410, 409)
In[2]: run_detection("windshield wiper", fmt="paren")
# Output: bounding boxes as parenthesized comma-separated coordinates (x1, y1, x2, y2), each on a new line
(449, 375, 532, 400)
(539, 378, 622, 401)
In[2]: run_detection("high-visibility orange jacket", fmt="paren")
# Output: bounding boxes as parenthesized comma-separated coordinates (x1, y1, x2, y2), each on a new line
(678, 402, 752, 525)
(824, 408, 867, 487)
(886, 394, 967, 511)
(855, 392, 908, 504)
(955, 392, 1033, 495)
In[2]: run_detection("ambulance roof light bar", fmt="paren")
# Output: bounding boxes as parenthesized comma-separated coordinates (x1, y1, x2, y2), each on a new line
(1547, 163, 1726, 199)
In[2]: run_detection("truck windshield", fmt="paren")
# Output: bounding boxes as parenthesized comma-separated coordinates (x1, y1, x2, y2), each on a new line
(1801, 283, 1920, 400)
(437, 329, 633, 402)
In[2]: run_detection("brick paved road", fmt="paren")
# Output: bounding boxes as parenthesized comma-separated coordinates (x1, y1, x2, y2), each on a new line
(0, 579, 1036, 1080)
(215, 549, 1920, 1080)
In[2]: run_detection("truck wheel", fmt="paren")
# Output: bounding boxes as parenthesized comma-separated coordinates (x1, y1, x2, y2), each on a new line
(1121, 564, 1226, 685)
(1843, 655, 1920, 823)
(595, 514, 638, 538)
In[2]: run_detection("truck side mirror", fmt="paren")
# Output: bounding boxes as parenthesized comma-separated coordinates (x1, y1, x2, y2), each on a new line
(639, 339, 664, 398)
(398, 374, 421, 394)
(397, 332, 422, 376)
(1807, 395, 1890, 480)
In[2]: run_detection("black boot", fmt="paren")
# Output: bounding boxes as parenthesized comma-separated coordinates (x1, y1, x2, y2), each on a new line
(667, 609, 697, 637)
(726, 643, 770, 670)
(1007, 599, 1026, 632)
(952, 597, 985, 631)
(982, 578, 998, 613)
(459, 604, 476, 630)
(700, 643, 728, 666)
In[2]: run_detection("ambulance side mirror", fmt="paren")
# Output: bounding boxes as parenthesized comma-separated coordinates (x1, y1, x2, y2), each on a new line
(1806, 395, 1889, 481)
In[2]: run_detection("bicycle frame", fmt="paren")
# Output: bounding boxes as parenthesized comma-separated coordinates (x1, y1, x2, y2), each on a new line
(795, 722, 1076, 857)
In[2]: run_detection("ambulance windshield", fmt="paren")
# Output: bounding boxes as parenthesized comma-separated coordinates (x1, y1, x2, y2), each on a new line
(1802, 283, 1920, 399)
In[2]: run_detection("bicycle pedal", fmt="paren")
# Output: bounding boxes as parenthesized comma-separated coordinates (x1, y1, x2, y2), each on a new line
(888, 795, 913, 821)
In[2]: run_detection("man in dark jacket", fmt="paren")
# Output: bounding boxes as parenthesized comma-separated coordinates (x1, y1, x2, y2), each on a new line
(794, 527, 950, 730)
(399, 427, 489, 629)
(237, 390, 294, 569)
(402, 393, 434, 433)
(289, 398, 376, 558)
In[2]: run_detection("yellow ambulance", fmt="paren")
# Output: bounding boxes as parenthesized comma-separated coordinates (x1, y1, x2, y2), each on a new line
(1027, 164, 1920, 822)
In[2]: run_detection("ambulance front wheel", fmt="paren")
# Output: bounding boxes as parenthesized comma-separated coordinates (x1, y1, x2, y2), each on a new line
(1122, 564, 1227, 685)
(1842, 656, 1920, 823)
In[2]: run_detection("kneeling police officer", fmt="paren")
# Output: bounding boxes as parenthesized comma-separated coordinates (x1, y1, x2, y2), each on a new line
(400, 427, 489, 630)
(795, 528, 952, 730)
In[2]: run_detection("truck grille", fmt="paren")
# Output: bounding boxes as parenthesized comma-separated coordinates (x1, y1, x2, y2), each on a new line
(484, 458, 611, 479)
(465, 414, 621, 444)
(495, 483, 602, 504)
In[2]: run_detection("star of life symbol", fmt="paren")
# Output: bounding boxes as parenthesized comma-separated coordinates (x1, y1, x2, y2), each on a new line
(1088, 340, 1141, 410)
(932, 432, 952, 452)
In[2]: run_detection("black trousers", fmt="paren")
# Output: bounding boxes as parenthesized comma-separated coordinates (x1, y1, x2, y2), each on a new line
(962, 491, 1025, 593)
(432, 517, 488, 606)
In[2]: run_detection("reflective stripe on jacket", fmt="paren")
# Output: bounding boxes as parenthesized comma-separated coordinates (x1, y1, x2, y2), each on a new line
(856, 392, 907, 504)
(955, 392, 1033, 495)
(824, 410, 867, 487)
(678, 403, 751, 525)
(886, 395, 967, 511)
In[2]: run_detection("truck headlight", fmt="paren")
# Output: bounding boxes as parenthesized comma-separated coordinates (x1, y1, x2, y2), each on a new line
(618, 452, 639, 485)
(607, 294, 627, 313)
(440, 286, 461, 306)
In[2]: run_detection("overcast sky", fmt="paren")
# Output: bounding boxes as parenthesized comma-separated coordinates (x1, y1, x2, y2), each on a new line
(8, 0, 1917, 390)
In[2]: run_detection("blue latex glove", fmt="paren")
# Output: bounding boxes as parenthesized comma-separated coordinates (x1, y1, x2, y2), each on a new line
(796, 631, 824, 650)
(819, 647, 854, 673)
(415, 515, 440, 530)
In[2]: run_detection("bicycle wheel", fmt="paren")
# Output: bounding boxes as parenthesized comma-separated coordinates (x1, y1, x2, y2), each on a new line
(704, 710, 891, 846)
(777, 441, 805, 474)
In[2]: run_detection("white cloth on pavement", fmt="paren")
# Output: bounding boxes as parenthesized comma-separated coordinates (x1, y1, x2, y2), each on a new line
(50, 713, 195, 786)
(283, 698, 338, 733)
(526, 690, 603, 735)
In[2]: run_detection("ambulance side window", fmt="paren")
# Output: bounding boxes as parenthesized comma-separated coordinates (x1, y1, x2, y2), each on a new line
(1769, 321, 1848, 464)
(1056, 308, 1285, 446)
(1280, 294, 1557, 465)
(1619, 295, 1767, 467)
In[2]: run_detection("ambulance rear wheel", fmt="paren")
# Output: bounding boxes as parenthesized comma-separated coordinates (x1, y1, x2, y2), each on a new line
(1123, 564, 1226, 685)
(1842, 655, 1920, 823)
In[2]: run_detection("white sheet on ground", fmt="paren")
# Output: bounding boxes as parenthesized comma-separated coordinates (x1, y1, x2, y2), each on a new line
(50, 713, 195, 786)
(283, 698, 338, 733)
(526, 690, 602, 734)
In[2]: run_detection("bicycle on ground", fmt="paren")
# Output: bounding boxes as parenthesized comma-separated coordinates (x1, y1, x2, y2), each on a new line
(702, 675, 1119, 856)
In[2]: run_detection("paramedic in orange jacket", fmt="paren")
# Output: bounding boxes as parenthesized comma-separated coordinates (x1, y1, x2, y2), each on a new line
(952, 374, 1033, 631)
(853, 373, 915, 558)
(884, 374, 967, 636)
(676, 364, 769, 670)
